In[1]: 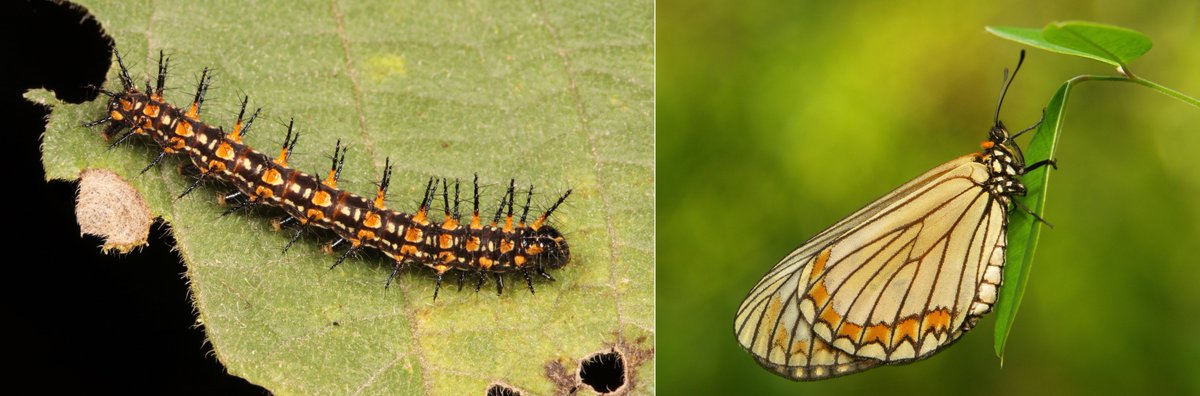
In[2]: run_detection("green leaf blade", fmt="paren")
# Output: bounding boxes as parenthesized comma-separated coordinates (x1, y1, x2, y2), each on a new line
(988, 21, 1152, 69)
(1043, 21, 1152, 68)
(986, 25, 1098, 60)
(994, 80, 1070, 359)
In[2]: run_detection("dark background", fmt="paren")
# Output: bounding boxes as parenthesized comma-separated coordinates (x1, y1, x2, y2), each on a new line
(1, 1, 264, 393)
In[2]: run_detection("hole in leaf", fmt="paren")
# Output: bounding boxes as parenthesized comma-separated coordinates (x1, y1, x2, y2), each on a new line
(579, 349, 624, 393)
(485, 383, 521, 396)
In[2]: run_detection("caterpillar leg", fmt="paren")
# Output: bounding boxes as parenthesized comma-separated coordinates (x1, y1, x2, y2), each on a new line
(538, 267, 555, 281)
(522, 268, 535, 295)
(329, 241, 359, 270)
(474, 271, 486, 293)
(140, 152, 167, 174)
(176, 175, 205, 199)
(432, 267, 449, 300)
(281, 222, 305, 254)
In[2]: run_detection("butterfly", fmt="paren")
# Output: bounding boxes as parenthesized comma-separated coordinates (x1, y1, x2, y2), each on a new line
(733, 51, 1054, 380)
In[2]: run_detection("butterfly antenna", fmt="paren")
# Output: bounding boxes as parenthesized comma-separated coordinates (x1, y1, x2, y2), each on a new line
(994, 50, 1026, 126)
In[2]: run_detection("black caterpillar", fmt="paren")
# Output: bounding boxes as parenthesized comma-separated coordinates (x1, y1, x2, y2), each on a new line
(85, 50, 572, 299)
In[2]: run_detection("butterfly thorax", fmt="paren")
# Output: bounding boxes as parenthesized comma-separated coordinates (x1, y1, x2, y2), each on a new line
(979, 123, 1027, 205)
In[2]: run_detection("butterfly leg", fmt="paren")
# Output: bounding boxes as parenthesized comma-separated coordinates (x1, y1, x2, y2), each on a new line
(1025, 159, 1057, 172)
(1011, 198, 1054, 228)
(1011, 108, 1046, 139)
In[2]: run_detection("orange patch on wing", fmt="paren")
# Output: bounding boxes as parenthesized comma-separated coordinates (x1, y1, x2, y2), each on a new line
(921, 308, 952, 335)
(499, 239, 514, 254)
(766, 294, 783, 319)
(356, 230, 376, 241)
(399, 244, 419, 257)
(808, 282, 830, 307)
(892, 317, 919, 346)
(525, 245, 544, 255)
(773, 326, 791, 352)
(980, 141, 995, 150)
(819, 305, 841, 326)
(438, 234, 454, 249)
(441, 218, 459, 230)
(478, 257, 494, 269)
(254, 186, 273, 199)
(837, 322, 863, 340)
(305, 209, 324, 221)
(789, 340, 810, 356)
(863, 324, 891, 346)
(810, 248, 832, 276)
(514, 255, 526, 266)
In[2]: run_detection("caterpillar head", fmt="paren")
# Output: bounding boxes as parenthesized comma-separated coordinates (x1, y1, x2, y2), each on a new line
(524, 225, 570, 270)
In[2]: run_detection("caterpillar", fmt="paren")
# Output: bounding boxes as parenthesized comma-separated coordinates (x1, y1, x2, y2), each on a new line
(84, 50, 573, 299)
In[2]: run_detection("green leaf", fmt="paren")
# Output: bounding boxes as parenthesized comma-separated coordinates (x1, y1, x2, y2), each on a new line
(38, 0, 653, 394)
(987, 21, 1153, 70)
(994, 81, 1069, 360)
(1043, 21, 1152, 69)
(985, 26, 1099, 60)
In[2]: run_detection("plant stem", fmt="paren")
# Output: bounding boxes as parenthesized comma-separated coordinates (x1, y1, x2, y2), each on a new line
(1071, 75, 1200, 108)
(1132, 77, 1200, 108)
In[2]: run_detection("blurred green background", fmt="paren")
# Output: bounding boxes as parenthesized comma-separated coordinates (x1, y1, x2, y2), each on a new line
(659, 1, 1199, 394)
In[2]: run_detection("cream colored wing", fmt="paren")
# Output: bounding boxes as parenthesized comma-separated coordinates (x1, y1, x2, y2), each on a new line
(734, 154, 1008, 380)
